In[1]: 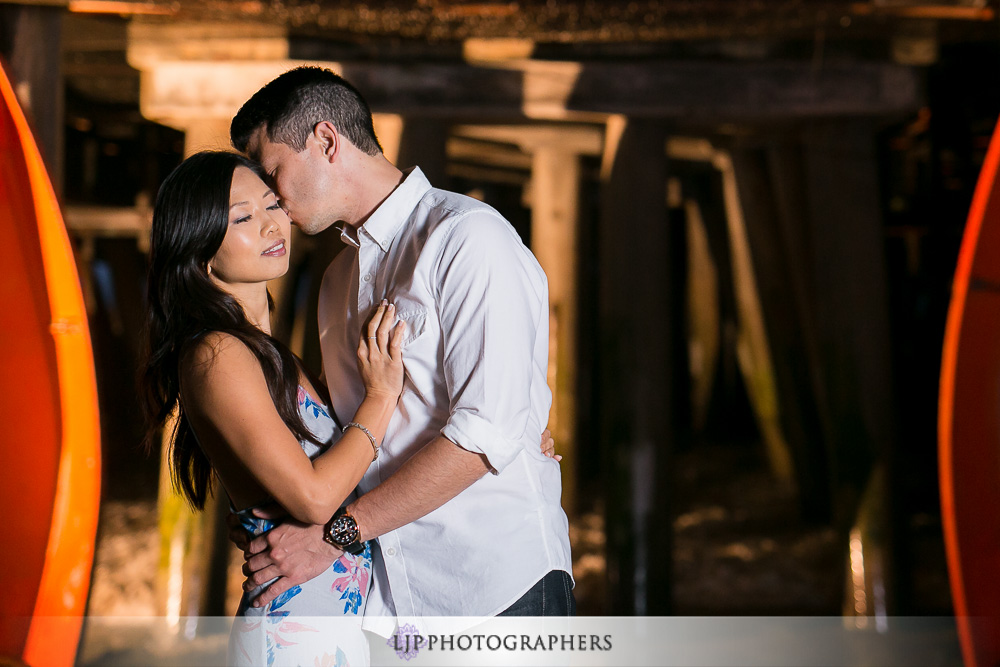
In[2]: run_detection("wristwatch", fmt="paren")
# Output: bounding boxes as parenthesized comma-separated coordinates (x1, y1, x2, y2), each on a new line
(323, 507, 365, 555)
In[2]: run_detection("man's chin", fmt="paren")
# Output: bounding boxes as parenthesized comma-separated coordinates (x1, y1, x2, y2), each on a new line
(291, 220, 320, 235)
(293, 216, 339, 236)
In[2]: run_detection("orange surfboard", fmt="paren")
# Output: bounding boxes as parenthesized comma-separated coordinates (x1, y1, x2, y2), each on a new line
(939, 115, 1000, 667)
(0, 61, 101, 666)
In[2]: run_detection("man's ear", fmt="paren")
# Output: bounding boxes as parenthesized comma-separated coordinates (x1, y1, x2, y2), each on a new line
(313, 121, 340, 163)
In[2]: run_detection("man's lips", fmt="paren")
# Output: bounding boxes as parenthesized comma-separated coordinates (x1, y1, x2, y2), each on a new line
(262, 240, 286, 257)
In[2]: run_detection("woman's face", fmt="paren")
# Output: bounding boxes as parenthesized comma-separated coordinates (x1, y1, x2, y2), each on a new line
(208, 166, 291, 288)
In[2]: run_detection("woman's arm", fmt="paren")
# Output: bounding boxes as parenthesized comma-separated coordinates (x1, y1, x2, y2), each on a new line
(235, 428, 562, 606)
(181, 303, 405, 524)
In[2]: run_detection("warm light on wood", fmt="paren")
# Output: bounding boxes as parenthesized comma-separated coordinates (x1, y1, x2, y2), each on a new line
(850, 2, 994, 20)
(68, 0, 175, 15)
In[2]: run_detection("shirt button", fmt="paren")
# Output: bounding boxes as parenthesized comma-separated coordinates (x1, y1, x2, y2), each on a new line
(386, 547, 396, 557)
(363, 274, 372, 283)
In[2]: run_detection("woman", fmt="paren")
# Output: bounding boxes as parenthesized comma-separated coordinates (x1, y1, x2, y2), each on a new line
(142, 150, 399, 665)
(141, 151, 557, 666)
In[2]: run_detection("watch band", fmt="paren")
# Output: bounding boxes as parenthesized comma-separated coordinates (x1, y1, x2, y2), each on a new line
(323, 506, 365, 555)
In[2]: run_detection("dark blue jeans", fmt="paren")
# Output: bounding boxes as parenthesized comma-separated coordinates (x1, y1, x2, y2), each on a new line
(498, 570, 576, 616)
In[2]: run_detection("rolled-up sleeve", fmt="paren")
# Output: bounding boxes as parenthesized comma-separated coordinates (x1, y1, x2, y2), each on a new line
(435, 210, 550, 473)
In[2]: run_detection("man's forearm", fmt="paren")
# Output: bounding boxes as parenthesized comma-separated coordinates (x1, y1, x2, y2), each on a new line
(348, 435, 491, 541)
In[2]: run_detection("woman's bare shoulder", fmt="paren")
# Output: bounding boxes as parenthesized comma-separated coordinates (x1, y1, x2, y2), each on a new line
(180, 332, 263, 396)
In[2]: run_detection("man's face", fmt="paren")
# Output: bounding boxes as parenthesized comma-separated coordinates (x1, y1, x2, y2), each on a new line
(249, 128, 340, 236)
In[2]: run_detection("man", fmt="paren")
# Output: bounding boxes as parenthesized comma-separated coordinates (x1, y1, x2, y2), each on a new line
(229, 66, 574, 630)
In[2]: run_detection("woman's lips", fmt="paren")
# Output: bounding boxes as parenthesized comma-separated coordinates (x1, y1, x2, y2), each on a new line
(262, 240, 286, 257)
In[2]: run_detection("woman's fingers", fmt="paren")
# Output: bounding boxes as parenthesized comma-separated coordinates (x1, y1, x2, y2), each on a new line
(540, 428, 559, 459)
(373, 302, 395, 356)
(359, 299, 405, 365)
(540, 428, 553, 452)
(366, 300, 387, 340)
(389, 320, 407, 360)
(359, 300, 387, 360)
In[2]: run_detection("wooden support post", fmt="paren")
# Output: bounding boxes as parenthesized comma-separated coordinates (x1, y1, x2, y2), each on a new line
(397, 116, 450, 188)
(800, 121, 893, 518)
(681, 166, 740, 437)
(731, 143, 832, 521)
(802, 120, 896, 614)
(531, 145, 580, 513)
(0, 4, 64, 194)
(599, 118, 677, 614)
(669, 137, 793, 498)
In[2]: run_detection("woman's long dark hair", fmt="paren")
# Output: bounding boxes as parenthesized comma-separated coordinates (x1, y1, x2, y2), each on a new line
(140, 150, 323, 510)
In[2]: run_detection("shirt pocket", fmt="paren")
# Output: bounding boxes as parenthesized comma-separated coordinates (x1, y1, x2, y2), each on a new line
(390, 302, 432, 401)
(394, 305, 428, 348)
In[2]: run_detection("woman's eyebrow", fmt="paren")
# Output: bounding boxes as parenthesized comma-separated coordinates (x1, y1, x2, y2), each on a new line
(230, 190, 276, 210)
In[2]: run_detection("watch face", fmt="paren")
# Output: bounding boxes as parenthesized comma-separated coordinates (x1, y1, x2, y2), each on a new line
(330, 514, 359, 547)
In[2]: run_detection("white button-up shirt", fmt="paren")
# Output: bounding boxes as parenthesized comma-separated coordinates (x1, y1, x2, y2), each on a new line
(317, 167, 572, 634)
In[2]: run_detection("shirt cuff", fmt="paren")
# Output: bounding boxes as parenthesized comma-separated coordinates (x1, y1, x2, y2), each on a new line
(440, 411, 521, 474)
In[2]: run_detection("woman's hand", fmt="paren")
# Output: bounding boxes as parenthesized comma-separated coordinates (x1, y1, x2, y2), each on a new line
(540, 428, 562, 462)
(357, 299, 406, 402)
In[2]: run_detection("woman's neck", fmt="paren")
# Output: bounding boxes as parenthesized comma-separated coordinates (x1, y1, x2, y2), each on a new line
(217, 280, 272, 335)
(244, 292, 272, 335)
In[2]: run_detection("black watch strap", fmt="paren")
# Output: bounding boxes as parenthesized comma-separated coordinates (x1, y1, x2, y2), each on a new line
(343, 540, 365, 555)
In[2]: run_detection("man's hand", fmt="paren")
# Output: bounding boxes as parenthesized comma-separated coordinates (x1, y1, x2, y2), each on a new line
(241, 507, 343, 608)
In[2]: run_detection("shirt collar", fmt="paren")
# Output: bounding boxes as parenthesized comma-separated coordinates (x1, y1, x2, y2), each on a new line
(339, 167, 432, 252)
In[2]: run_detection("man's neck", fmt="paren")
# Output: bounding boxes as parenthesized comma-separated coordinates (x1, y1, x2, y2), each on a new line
(346, 157, 406, 229)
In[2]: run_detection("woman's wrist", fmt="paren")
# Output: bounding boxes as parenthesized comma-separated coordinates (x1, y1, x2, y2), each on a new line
(362, 389, 399, 409)
(354, 393, 396, 439)
(342, 422, 379, 461)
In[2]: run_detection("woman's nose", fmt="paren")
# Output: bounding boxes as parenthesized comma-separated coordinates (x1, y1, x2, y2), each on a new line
(263, 210, 281, 234)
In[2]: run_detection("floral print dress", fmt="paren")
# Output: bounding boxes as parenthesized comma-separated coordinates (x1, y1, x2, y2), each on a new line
(229, 388, 373, 667)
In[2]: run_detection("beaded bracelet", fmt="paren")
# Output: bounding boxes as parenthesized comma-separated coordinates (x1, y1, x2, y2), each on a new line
(343, 421, 379, 461)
